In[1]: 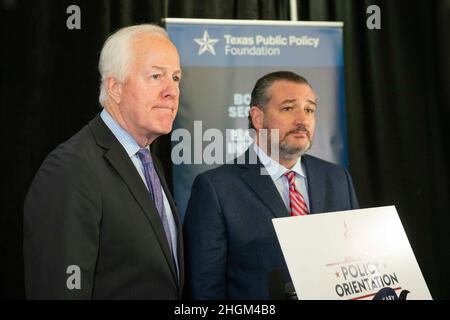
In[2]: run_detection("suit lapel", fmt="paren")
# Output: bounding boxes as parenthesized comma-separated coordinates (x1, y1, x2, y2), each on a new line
(239, 150, 290, 219)
(88, 115, 178, 283)
(303, 155, 325, 214)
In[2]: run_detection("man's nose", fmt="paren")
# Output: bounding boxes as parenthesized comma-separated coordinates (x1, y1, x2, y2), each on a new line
(294, 108, 309, 125)
(162, 77, 179, 99)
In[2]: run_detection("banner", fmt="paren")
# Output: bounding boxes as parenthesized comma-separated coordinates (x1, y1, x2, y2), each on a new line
(165, 18, 348, 220)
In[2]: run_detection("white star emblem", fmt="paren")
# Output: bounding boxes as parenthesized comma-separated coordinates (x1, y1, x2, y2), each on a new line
(194, 30, 219, 56)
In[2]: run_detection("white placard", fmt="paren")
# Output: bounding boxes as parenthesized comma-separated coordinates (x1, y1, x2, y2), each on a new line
(272, 206, 432, 300)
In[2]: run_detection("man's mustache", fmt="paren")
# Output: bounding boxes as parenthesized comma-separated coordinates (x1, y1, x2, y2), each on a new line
(284, 124, 310, 139)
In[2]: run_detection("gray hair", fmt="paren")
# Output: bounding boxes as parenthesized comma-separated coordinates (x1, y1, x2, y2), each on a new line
(98, 24, 169, 107)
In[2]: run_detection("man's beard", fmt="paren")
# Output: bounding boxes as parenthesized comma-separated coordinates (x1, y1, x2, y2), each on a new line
(265, 123, 313, 160)
(279, 139, 311, 159)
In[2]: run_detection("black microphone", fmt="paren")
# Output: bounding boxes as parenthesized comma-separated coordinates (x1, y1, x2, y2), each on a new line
(284, 282, 298, 300)
(268, 268, 285, 299)
(268, 269, 298, 300)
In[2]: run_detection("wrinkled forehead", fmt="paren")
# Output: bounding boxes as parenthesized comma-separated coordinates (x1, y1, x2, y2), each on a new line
(129, 33, 180, 70)
(131, 33, 177, 54)
(267, 80, 316, 103)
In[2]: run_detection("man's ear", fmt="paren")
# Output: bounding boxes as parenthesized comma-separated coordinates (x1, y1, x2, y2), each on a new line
(107, 77, 123, 105)
(250, 106, 264, 130)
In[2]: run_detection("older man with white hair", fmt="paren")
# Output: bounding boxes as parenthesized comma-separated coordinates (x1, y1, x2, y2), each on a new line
(23, 24, 183, 299)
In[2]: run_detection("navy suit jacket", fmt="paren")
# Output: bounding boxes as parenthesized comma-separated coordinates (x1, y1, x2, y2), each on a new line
(183, 147, 358, 299)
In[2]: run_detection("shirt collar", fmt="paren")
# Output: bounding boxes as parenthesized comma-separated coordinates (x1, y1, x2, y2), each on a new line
(253, 143, 306, 181)
(100, 109, 146, 157)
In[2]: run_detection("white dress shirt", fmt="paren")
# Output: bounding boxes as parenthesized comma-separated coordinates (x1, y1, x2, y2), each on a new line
(253, 143, 310, 212)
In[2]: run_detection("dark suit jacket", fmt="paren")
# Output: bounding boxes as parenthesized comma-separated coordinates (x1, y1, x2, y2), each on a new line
(23, 114, 184, 299)
(183, 147, 358, 300)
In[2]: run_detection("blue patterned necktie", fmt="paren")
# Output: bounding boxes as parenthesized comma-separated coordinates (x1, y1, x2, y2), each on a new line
(136, 148, 173, 254)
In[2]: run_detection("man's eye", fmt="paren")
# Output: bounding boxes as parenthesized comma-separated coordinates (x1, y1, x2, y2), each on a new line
(173, 75, 181, 82)
(306, 107, 315, 114)
(150, 74, 162, 80)
(282, 106, 293, 111)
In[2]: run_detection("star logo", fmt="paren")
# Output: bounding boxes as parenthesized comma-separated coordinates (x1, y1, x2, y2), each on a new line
(194, 30, 219, 56)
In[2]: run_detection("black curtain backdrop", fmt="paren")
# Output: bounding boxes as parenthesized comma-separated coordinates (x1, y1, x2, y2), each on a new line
(1, 0, 448, 299)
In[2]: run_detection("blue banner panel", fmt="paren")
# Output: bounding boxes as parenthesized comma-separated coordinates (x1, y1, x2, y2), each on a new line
(165, 19, 348, 220)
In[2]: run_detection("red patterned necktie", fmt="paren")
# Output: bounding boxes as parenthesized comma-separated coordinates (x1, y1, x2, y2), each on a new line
(284, 171, 309, 216)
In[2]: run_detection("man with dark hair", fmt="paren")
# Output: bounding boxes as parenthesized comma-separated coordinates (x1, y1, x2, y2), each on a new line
(184, 71, 359, 300)
(248, 71, 310, 130)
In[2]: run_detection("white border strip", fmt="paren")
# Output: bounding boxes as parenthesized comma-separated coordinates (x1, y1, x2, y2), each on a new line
(163, 18, 343, 28)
